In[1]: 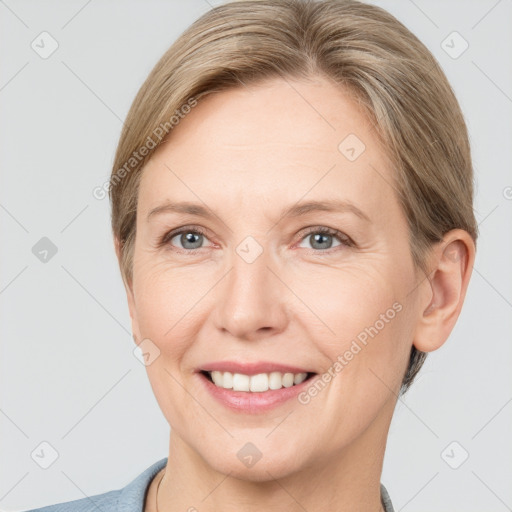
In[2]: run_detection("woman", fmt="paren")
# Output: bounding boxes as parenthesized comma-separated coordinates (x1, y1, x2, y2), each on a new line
(25, 0, 477, 510)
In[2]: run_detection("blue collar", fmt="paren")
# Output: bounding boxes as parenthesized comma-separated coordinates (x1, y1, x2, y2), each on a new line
(116, 457, 394, 512)
(117, 457, 167, 512)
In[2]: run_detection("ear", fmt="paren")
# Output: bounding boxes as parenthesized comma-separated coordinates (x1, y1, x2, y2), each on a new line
(413, 229, 476, 353)
(114, 236, 141, 345)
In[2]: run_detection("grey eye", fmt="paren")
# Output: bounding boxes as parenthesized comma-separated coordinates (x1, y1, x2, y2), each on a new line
(298, 231, 343, 251)
(170, 231, 206, 250)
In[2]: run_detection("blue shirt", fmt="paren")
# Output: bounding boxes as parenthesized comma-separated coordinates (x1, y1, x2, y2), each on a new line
(23, 457, 395, 511)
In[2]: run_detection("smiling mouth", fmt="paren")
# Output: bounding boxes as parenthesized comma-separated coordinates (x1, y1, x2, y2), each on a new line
(200, 370, 316, 393)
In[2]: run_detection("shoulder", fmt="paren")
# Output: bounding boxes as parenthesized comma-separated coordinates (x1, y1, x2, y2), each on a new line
(22, 457, 168, 512)
(20, 488, 120, 512)
(380, 483, 395, 512)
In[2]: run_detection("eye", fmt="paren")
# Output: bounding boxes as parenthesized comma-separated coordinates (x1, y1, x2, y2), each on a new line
(161, 227, 212, 253)
(296, 226, 353, 252)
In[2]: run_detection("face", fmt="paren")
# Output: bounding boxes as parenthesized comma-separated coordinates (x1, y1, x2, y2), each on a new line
(125, 76, 426, 480)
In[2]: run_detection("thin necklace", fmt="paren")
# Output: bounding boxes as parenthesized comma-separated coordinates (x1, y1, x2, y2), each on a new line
(155, 468, 166, 512)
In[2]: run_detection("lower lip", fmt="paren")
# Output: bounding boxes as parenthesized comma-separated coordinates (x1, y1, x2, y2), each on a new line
(197, 372, 316, 413)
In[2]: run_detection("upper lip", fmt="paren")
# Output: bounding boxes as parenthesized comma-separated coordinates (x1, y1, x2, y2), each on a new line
(198, 361, 314, 376)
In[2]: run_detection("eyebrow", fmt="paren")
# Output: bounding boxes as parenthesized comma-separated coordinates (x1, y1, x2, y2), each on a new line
(147, 199, 371, 223)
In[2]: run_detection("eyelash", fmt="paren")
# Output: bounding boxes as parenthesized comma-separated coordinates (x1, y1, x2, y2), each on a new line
(159, 225, 354, 255)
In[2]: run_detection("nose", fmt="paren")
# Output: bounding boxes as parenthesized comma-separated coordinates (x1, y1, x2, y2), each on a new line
(212, 246, 289, 342)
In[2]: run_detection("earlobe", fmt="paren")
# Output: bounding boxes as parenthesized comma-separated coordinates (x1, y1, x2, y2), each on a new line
(413, 229, 475, 353)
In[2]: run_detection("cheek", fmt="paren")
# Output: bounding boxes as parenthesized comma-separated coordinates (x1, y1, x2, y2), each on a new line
(131, 263, 208, 425)
(291, 258, 403, 341)
(132, 256, 223, 368)
(294, 259, 413, 399)
(132, 262, 189, 354)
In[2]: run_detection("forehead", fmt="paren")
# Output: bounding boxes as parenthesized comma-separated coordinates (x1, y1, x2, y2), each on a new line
(139, 76, 400, 225)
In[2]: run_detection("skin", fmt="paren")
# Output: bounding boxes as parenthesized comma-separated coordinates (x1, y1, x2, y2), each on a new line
(115, 75, 475, 512)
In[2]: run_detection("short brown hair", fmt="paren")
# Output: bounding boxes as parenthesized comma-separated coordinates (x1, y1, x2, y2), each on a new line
(109, 0, 478, 394)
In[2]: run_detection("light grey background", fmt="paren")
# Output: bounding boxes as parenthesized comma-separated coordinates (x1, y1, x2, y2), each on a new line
(1, 0, 511, 511)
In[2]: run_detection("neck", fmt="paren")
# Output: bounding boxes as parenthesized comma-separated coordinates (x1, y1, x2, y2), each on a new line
(154, 404, 392, 512)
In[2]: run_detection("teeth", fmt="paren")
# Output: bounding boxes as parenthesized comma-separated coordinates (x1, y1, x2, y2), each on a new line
(250, 373, 268, 392)
(232, 373, 250, 391)
(207, 371, 308, 392)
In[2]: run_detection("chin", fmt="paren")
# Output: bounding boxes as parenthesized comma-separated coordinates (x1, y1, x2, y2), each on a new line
(200, 442, 306, 482)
